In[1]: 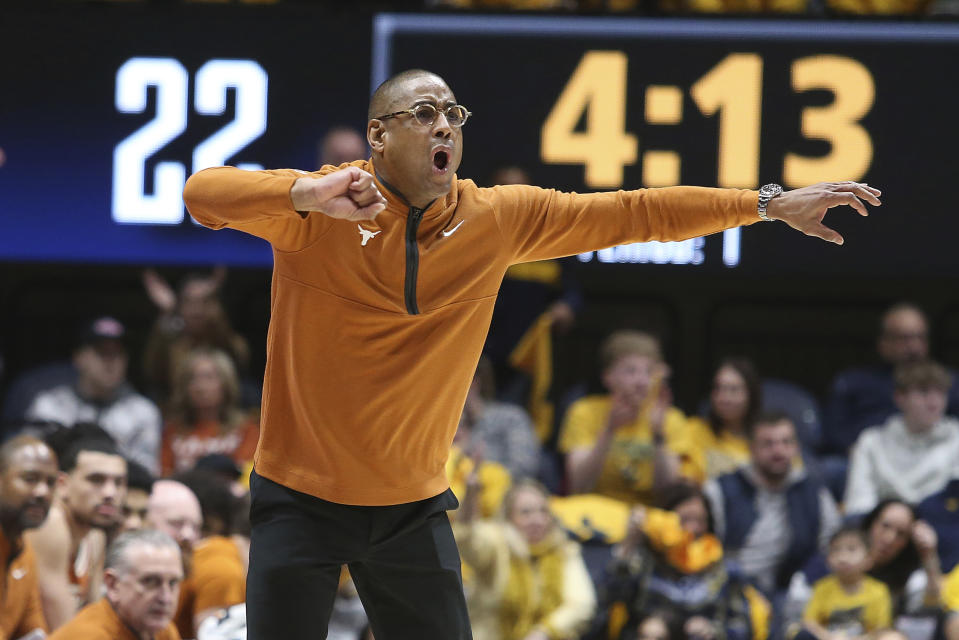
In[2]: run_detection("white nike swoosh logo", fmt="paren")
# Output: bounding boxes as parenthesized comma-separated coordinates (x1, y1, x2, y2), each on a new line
(12, 568, 26, 580)
(441, 220, 465, 237)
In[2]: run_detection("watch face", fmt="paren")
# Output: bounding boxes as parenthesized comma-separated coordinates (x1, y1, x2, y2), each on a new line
(760, 183, 783, 197)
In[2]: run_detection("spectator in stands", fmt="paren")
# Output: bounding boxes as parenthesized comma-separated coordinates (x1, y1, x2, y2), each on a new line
(48, 529, 182, 640)
(173, 469, 247, 638)
(561, 331, 701, 506)
(687, 358, 763, 478)
(704, 411, 839, 597)
(161, 348, 259, 475)
(142, 268, 251, 404)
(194, 453, 252, 572)
(865, 500, 942, 614)
(27, 433, 127, 630)
(25, 316, 161, 474)
(318, 126, 368, 168)
(607, 483, 770, 640)
(118, 459, 154, 536)
(453, 477, 596, 640)
(459, 355, 540, 479)
(823, 303, 959, 459)
(800, 525, 892, 640)
(0, 436, 58, 639)
(844, 360, 959, 515)
(917, 478, 959, 574)
(147, 479, 202, 638)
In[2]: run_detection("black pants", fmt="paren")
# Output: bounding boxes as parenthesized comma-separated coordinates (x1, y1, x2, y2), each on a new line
(246, 470, 473, 640)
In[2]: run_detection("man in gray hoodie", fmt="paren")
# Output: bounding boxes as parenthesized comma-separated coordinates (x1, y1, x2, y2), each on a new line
(845, 359, 959, 515)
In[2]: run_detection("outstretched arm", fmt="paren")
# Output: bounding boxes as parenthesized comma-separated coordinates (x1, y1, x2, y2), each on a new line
(487, 181, 881, 264)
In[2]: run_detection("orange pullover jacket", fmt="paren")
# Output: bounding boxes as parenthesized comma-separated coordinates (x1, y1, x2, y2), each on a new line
(183, 161, 759, 506)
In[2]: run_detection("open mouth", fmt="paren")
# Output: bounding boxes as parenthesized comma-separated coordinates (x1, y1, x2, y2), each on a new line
(432, 149, 449, 172)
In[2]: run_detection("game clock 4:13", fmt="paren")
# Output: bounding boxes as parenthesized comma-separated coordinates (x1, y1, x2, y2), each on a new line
(540, 50, 875, 191)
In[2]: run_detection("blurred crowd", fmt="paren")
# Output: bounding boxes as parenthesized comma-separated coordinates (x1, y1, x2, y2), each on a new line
(1, 130, 958, 640)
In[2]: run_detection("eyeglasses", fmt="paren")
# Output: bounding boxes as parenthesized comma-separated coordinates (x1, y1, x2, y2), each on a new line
(375, 103, 472, 128)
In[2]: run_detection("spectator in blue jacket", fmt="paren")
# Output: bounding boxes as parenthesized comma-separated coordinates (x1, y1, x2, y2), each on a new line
(704, 411, 840, 598)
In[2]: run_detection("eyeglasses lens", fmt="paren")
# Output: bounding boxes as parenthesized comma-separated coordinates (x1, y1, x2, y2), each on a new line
(413, 104, 438, 126)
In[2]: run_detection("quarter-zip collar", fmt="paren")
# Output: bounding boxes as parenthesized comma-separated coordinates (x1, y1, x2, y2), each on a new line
(368, 159, 458, 220)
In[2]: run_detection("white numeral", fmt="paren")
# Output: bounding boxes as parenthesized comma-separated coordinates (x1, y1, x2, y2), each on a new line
(113, 58, 189, 224)
(112, 57, 268, 225)
(193, 59, 268, 173)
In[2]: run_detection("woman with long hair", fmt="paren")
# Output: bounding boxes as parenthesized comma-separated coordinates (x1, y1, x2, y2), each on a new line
(687, 358, 763, 478)
(862, 499, 942, 614)
(161, 348, 258, 475)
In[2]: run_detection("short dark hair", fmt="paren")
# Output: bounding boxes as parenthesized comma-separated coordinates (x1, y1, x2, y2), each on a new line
(44, 423, 121, 472)
(830, 523, 869, 549)
(746, 410, 794, 440)
(61, 438, 122, 473)
(656, 482, 714, 535)
(124, 459, 155, 494)
(173, 469, 236, 536)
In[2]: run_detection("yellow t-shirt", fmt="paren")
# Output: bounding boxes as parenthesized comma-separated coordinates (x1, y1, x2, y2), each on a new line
(804, 574, 892, 634)
(943, 565, 959, 612)
(685, 417, 751, 479)
(559, 395, 703, 504)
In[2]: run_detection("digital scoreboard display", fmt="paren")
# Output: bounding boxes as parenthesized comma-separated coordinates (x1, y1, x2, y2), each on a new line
(2, 7, 957, 275)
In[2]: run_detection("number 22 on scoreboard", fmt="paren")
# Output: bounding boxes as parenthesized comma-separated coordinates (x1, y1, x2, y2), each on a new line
(112, 57, 268, 225)
(541, 50, 874, 190)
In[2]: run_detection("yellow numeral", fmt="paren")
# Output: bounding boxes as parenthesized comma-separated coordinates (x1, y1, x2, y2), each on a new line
(691, 53, 763, 188)
(541, 51, 638, 188)
(783, 55, 875, 187)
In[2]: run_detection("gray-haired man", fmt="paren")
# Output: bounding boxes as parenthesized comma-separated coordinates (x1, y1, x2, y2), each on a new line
(49, 529, 183, 640)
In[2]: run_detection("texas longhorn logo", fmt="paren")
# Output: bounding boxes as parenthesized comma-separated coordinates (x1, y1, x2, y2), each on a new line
(358, 225, 381, 247)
